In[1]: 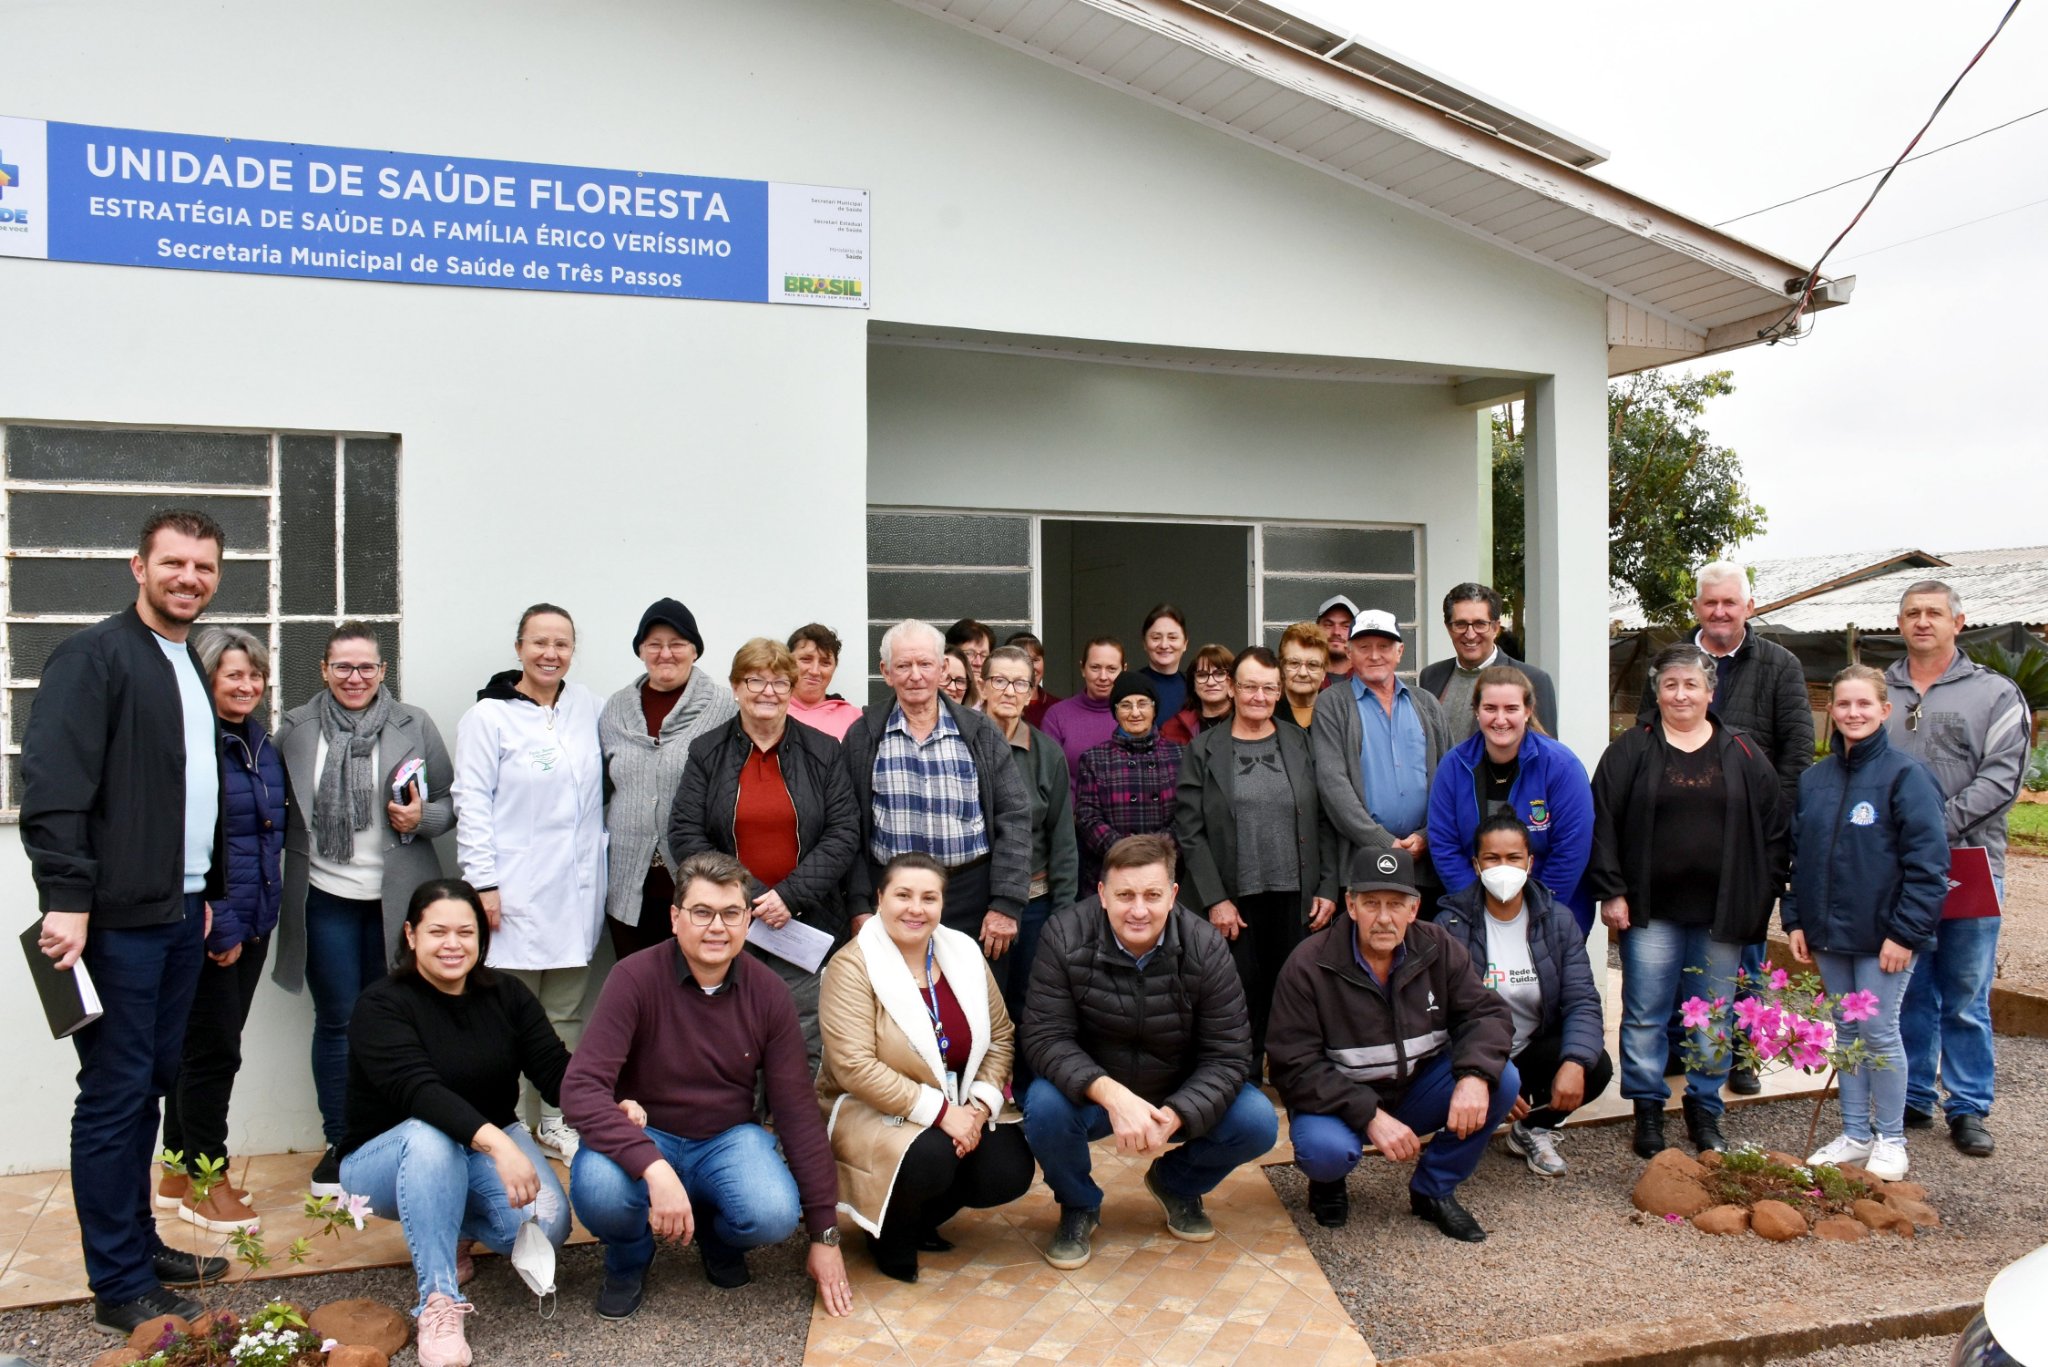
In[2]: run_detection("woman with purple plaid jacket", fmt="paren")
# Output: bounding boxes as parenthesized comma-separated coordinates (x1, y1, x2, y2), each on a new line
(1074, 672, 1187, 892)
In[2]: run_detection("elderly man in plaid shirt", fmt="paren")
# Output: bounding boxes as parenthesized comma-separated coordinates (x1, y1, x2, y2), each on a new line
(841, 619, 1032, 989)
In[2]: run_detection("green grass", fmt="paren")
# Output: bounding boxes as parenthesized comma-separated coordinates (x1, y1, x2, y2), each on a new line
(2012, 800, 2048, 854)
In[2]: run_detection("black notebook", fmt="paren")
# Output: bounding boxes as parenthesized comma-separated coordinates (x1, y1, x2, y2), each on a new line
(19, 922, 103, 1038)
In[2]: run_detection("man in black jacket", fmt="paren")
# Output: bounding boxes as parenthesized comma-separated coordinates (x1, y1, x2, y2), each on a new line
(1417, 582, 1559, 740)
(24, 509, 229, 1337)
(1020, 834, 1278, 1270)
(1636, 561, 1813, 1093)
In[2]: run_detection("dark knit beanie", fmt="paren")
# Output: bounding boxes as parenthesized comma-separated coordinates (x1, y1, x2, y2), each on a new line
(633, 597, 704, 658)
(1109, 671, 1158, 709)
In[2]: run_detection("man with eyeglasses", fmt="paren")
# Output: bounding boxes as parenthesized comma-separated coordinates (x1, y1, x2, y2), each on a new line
(1884, 579, 2030, 1158)
(1311, 610, 1454, 911)
(564, 850, 852, 1321)
(1418, 583, 1558, 741)
(841, 619, 1031, 988)
(1268, 848, 1515, 1240)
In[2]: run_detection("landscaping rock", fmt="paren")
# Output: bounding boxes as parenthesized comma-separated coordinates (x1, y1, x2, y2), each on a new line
(125, 1314, 189, 1353)
(1751, 1199, 1807, 1241)
(1765, 1151, 1805, 1171)
(1815, 1214, 1869, 1242)
(1885, 1194, 1941, 1229)
(1697, 1150, 1724, 1169)
(1852, 1198, 1915, 1237)
(1887, 1180, 1929, 1202)
(1692, 1204, 1750, 1235)
(1631, 1148, 1713, 1219)
(88, 1350, 143, 1367)
(326, 1346, 390, 1367)
(1836, 1163, 1886, 1194)
(308, 1299, 410, 1357)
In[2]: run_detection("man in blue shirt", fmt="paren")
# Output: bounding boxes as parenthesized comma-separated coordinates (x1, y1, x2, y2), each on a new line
(24, 510, 229, 1337)
(1310, 611, 1454, 909)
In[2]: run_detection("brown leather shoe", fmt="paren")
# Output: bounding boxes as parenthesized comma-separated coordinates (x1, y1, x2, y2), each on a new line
(180, 1184, 260, 1234)
(154, 1171, 189, 1211)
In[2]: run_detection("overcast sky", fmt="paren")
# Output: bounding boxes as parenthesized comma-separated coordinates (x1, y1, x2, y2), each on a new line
(1291, 0, 2045, 561)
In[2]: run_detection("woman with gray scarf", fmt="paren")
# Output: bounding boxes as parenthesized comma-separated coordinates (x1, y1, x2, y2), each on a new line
(273, 620, 455, 1196)
(598, 598, 736, 960)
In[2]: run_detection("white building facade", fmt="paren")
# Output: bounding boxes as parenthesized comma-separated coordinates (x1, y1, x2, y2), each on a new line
(0, 0, 1834, 1170)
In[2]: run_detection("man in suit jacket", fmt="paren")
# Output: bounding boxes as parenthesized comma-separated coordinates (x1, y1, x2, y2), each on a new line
(1417, 583, 1559, 741)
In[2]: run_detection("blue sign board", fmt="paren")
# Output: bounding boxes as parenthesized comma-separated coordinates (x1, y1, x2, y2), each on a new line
(0, 116, 869, 308)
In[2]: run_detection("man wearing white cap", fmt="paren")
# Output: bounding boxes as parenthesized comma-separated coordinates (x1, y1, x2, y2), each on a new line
(1310, 611, 1453, 902)
(1315, 595, 1358, 685)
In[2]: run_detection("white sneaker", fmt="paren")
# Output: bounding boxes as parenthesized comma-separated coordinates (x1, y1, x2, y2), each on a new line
(1807, 1134, 1873, 1168)
(1865, 1136, 1910, 1181)
(534, 1117, 579, 1163)
(510, 1219, 557, 1299)
(1504, 1122, 1568, 1177)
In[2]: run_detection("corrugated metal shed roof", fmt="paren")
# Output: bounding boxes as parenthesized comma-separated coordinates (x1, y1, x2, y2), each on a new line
(1608, 549, 1941, 631)
(1755, 550, 2048, 631)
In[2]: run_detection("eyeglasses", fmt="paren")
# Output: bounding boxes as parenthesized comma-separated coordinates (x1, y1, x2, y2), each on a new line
(1448, 621, 1497, 636)
(1282, 660, 1325, 675)
(984, 675, 1032, 693)
(642, 642, 696, 659)
(1194, 669, 1229, 682)
(740, 677, 793, 696)
(680, 905, 748, 927)
(1236, 684, 1282, 699)
(326, 662, 380, 679)
(1907, 702, 1922, 733)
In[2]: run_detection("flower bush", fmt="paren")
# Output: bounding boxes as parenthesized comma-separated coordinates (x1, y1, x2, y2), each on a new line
(1678, 965, 1889, 1152)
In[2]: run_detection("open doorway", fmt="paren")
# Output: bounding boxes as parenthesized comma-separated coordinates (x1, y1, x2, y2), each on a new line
(1039, 520, 1253, 696)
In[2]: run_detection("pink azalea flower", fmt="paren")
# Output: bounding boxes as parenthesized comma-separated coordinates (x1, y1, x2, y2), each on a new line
(1733, 997, 1768, 1031)
(1769, 968, 1791, 991)
(1839, 990, 1881, 1023)
(1680, 997, 1714, 1030)
(343, 1192, 373, 1230)
(1664, 1213, 1682, 1223)
(1754, 1033, 1787, 1062)
(1789, 1043, 1829, 1071)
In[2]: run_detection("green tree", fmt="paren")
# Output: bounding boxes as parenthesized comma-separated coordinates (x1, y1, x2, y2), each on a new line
(1492, 368, 1767, 630)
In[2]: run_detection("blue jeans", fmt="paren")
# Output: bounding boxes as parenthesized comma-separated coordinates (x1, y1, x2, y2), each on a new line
(1622, 921, 1740, 1114)
(340, 1119, 569, 1314)
(1002, 895, 1054, 1091)
(1902, 913, 2001, 1120)
(305, 885, 388, 1145)
(570, 1124, 801, 1278)
(1812, 952, 1916, 1143)
(1290, 1051, 1521, 1199)
(1020, 1078, 1278, 1212)
(72, 896, 207, 1301)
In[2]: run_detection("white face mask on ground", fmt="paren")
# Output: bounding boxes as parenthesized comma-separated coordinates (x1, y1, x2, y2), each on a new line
(1479, 866, 1529, 903)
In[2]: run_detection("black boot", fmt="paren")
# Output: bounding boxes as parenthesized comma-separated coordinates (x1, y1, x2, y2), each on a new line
(1682, 1097, 1727, 1154)
(1632, 1100, 1668, 1159)
(1306, 1179, 1350, 1228)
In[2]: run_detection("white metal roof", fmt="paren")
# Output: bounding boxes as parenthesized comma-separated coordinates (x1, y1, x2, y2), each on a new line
(891, 0, 1848, 377)
(1607, 548, 1945, 631)
(1755, 552, 2048, 632)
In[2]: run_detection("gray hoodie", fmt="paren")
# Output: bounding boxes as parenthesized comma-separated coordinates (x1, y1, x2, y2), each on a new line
(599, 667, 737, 925)
(1882, 650, 2030, 882)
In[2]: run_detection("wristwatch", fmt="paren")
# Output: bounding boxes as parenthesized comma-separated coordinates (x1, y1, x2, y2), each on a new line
(810, 1227, 841, 1247)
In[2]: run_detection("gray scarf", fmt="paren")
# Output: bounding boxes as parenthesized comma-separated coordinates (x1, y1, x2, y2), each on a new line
(314, 686, 392, 862)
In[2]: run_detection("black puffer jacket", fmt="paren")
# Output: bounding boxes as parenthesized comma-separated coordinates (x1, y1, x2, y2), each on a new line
(669, 717, 861, 940)
(1636, 626, 1813, 805)
(1021, 899, 1252, 1138)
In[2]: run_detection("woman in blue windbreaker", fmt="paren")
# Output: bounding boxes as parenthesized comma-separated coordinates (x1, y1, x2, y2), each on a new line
(159, 626, 286, 1234)
(1785, 664, 1948, 1182)
(1427, 665, 1594, 931)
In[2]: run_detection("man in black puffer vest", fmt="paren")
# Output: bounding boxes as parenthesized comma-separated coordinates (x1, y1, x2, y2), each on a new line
(1637, 561, 1813, 1093)
(1021, 834, 1278, 1271)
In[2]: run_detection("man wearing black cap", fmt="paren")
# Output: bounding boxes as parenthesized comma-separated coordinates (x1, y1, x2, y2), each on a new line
(1266, 847, 1516, 1241)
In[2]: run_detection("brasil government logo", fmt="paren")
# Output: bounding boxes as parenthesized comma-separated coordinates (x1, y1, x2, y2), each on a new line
(784, 274, 862, 297)
(0, 151, 18, 199)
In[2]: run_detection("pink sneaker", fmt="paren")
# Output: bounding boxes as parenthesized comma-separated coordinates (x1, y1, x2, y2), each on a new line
(416, 1292, 474, 1367)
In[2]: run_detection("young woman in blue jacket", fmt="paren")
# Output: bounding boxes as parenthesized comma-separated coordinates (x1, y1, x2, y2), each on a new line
(1427, 666, 1595, 932)
(159, 627, 286, 1233)
(1784, 665, 1948, 1181)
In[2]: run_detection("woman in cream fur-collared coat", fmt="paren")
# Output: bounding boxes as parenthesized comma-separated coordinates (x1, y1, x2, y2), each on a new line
(818, 853, 1037, 1283)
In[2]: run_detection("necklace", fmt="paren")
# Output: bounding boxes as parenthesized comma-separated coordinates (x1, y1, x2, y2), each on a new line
(920, 940, 951, 1055)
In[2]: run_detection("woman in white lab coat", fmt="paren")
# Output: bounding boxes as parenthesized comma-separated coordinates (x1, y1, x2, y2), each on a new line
(453, 602, 608, 1163)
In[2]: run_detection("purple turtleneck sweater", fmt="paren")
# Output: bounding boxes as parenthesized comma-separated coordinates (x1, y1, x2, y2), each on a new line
(1041, 692, 1116, 795)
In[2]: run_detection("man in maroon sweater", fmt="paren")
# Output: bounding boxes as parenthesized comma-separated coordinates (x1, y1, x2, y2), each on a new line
(563, 851, 851, 1321)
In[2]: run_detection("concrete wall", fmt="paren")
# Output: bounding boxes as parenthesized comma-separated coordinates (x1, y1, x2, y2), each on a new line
(0, 0, 1611, 1171)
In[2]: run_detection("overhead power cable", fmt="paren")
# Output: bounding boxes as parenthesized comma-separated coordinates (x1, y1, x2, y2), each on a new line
(1761, 0, 2024, 344)
(1716, 104, 2048, 226)
(1835, 193, 2048, 264)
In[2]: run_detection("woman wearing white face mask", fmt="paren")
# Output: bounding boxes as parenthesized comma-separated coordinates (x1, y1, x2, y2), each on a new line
(1434, 813, 1612, 1179)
